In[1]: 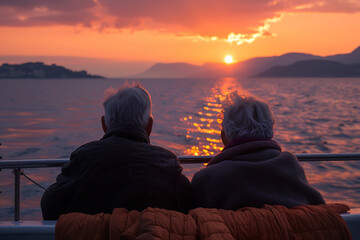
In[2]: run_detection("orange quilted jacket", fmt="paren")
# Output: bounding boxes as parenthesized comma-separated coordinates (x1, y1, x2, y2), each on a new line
(55, 204, 352, 240)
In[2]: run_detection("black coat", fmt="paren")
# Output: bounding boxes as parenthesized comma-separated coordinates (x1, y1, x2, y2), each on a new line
(41, 125, 193, 220)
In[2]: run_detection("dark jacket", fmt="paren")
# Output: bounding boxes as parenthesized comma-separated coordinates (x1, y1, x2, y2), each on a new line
(41, 124, 193, 220)
(191, 139, 325, 210)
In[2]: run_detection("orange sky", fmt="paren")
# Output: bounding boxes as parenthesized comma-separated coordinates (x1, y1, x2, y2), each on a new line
(0, 0, 359, 77)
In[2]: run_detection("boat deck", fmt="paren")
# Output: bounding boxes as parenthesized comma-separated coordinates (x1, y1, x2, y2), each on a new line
(1, 154, 360, 239)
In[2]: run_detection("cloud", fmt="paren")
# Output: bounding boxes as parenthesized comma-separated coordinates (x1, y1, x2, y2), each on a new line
(0, 0, 97, 26)
(291, 0, 360, 13)
(99, 0, 284, 37)
(0, 0, 359, 44)
(0, 0, 96, 12)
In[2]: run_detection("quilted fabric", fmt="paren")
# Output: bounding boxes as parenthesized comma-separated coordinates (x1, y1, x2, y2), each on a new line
(109, 208, 140, 239)
(189, 204, 351, 240)
(55, 204, 352, 240)
(56, 212, 110, 240)
(138, 208, 196, 240)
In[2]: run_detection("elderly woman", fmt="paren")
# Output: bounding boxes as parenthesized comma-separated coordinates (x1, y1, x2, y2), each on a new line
(191, 92, 325, 210)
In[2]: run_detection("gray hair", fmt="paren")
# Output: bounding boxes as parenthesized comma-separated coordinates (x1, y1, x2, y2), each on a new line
(103, 83, 152, 129)
(220, 92, 275, 141)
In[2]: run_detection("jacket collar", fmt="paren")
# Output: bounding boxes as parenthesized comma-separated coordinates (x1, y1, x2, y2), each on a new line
(208, 139, 281, 166)
(222, 136, 271, 151)
(100, 124, 150, 143)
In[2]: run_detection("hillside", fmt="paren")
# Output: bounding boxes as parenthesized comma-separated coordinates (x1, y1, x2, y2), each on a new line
(0, 62, 104, 79)
(135, 63, 200, 78)
(326, 46, 360, 64)
(256, 60, 360, 77)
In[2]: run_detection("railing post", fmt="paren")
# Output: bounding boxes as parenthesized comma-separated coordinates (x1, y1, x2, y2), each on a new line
(0, 143, 2, 195)
(13, 167, 21, 221)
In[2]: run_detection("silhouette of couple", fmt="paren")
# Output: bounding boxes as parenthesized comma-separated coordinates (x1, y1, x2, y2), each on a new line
(41, 83, 324, 220)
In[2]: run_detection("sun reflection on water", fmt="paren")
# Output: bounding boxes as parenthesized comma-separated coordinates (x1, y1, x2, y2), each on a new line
(181, 78, 250, 156)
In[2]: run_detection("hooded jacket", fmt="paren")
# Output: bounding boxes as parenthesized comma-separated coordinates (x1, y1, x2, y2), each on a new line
(41, 124, 193, 220)
(191, 139, 325, 210)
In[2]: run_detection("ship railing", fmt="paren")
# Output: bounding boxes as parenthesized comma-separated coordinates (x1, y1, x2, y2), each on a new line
(1, 153, 360, 221)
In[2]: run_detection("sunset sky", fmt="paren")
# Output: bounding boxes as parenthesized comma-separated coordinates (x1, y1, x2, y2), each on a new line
(0, 0, 360, 77)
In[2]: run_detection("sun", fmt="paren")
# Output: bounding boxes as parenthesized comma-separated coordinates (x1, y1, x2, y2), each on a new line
(224, 55, 233, 64)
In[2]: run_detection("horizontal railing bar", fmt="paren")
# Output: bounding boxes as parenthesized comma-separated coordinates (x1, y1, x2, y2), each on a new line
(0, 159, 69, 169)
(179, 156, 212, 164)
(0, 153, 360, 169)
(296, 153, 360, 162)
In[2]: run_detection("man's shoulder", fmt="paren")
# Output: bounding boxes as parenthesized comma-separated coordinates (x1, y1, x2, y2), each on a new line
(147, 144, 177, 158)
(141, 144, 181, 167)
(71, 140, 102, 155)
(70, 138, 178, 164)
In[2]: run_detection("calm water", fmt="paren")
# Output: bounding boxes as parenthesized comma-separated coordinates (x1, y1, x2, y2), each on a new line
(0, 77, 360, 220)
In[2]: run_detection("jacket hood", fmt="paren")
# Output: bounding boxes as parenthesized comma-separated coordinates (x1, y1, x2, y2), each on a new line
(209, 140, 281, 166)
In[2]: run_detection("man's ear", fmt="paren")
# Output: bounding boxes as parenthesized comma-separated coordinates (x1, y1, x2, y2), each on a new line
(101, 116, 108, 133)
(221, 129, 228, 146)
(146, 116, 153, 136)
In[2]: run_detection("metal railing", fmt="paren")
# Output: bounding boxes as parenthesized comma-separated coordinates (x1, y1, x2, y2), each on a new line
(1, 153, 360, 221)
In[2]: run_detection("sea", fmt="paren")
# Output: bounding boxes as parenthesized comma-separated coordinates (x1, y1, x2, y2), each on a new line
(0, 77, 360, 220)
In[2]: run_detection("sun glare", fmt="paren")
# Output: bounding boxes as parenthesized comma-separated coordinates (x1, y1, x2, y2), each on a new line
(224, 55, 233, 64)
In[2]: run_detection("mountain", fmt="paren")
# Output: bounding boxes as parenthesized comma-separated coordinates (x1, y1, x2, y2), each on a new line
(135, 63, 200, 78)
(238, 53, 322, 76)
(192, 62, 238, 78)
(136, 45, 360, 78)
(135, 62, 238, 78)
(256, 60, 360, 77)
(135, 52, 324, 78)
(0, 62, 104, 79)
(326, 46, 360, 64)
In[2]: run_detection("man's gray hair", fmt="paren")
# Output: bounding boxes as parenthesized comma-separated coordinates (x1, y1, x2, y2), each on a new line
(103, 83, 152, 129)
(220, 92, 275, 141)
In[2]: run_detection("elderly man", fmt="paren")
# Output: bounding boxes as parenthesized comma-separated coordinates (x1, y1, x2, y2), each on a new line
(191, 92, 325, 210)
(41, 83, 193, 220)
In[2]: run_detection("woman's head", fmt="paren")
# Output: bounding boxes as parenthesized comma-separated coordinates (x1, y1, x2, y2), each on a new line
(220, 92, 275, 144)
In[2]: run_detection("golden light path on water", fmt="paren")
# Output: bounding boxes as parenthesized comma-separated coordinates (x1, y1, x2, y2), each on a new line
(181, 77, 250, 157)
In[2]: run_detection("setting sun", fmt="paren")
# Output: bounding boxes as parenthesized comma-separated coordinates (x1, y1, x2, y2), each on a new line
(224, 55, 233, 64)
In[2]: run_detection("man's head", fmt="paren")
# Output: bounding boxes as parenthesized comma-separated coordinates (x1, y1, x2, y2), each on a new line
(101, 83, 153, 135)
(220, 91, 275, 145)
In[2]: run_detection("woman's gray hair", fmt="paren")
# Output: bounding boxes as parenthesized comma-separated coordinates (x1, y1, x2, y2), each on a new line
(103, 83, 152, 129)
(220, 92, 275, 141)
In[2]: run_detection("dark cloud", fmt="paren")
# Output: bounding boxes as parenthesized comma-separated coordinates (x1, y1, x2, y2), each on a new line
(0, 0, 96, 11)
(290, 0, 360, 13)
(99, 0, 284, 36)
(0, 0, 359, 37)
(0, 0, 97, 27)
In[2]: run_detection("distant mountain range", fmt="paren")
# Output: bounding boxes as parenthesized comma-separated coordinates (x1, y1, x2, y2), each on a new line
(0, 62, 104, 79)
(136, 46, 360, 78)
(256, 60, 360, 77)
